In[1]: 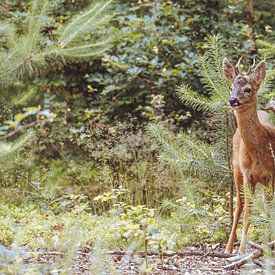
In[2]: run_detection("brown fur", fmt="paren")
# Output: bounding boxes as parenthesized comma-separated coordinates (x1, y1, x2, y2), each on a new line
(223, 58, 275, 254)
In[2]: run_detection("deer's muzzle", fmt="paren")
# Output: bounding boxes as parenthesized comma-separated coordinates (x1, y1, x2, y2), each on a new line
(229, 97, 241, 107)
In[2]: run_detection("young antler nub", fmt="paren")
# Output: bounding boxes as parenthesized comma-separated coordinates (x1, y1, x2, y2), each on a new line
(246, 58, 256, 75)
(235, 56, 243, 75)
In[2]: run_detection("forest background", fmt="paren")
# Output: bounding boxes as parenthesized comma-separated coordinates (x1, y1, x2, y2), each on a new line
(0, 0, 274, 272)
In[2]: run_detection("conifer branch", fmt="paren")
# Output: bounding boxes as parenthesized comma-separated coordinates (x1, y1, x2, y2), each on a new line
(0, 0, 113, 85)
(60, 39, 112, 52)
(58, 3, 101, 46)
(0, 131, 33, 161)
(177, 84, 213, 112)
(59, 0, 113, 49)
(148, 124, 229, 185)
(28, 0, 49, 56)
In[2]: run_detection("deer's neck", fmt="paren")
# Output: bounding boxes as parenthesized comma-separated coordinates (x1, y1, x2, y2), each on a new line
(234, 105, 267, 148)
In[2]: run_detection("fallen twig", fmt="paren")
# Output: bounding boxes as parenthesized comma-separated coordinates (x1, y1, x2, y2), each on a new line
(224, 240, 274, 270)
(106, 250, 234, 259)
(246, 240, 275, 252)
(247, 240, 266, 252)
(227, 253, 250, 262)
(35, 251, 63, 256)
(224, 250, 262, 270)
(252, 258, 264, 268)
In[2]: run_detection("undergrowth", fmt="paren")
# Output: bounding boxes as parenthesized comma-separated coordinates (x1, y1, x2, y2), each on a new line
(0, 186, 227, 250)
(0, 184, 273, 272)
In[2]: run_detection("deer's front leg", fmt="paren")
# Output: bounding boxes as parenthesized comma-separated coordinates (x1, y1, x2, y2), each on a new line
(225, 167, 244, 254)
(239, 176, 255, 254)
(263, 182, 274, 244)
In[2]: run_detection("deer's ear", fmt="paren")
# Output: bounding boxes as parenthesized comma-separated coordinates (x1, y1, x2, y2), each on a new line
(252, 60, 266, 86)
(222, 58, 235, 83)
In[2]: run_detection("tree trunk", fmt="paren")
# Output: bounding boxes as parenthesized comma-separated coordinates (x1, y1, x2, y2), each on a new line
(246, 0, 254, 41)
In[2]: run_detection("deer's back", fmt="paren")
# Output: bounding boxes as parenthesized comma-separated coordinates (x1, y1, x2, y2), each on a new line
(257, 110, 275, 130)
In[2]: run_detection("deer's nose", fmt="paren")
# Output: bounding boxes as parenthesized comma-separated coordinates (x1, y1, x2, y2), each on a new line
(229, 97, 240, 107)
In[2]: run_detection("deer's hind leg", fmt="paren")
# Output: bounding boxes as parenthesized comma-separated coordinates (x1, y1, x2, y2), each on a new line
(225, 166, 244, 254)
(263, 180, 274, 246)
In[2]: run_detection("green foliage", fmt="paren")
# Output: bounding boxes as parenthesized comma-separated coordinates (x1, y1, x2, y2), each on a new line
(169, 193, 229, 243)
(148, 124, 229, 186)
(0, 131, 33, 163)
(33, 123, 182, 208)
(0, 0, 114, 180)
(85, 1, 256, 121)
(93, 186, 174, 253)
(58, 1, 113, 55)
(0, 1, 274, 272)
(257, 40, 275, 124)
(0, 0, 113, 85)
(0, 186, 229, 252)
(148, 34, 235, 195)
(177, 83, 213, 112)
(177, 34, 230, 113)
(257, 40, 275, 60)
(0, 224, 13, 246)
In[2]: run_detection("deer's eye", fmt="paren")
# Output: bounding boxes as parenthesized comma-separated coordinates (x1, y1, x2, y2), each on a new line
(244, 88, 251, 93)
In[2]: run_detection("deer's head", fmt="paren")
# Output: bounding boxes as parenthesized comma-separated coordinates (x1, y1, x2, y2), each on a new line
(222, 58, 266, 110)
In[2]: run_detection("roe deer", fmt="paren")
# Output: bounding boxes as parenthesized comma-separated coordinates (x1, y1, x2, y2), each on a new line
(222, 58, 275, 254)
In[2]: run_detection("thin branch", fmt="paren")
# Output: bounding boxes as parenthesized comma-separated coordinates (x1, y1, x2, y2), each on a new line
(252, 258, 264, 268)
(246, 240, 266, 252)
(58, 3, 101, 44)
(0, 121, 37, 140)
(28, 0, 49, 56)
(61, 47, 110, 59)
(60, 0, 112, 48)
(61, 38, 112, 52)
(224, 250, 262, 270)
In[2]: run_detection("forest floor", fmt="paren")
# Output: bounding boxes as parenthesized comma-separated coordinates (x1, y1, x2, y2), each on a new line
(1, 191, 273, 274)
(71, 244, 241, 274)
(8, 243, 265, 274)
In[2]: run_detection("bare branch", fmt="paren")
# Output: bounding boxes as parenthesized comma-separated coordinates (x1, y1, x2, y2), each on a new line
(0, 121, 37, 140)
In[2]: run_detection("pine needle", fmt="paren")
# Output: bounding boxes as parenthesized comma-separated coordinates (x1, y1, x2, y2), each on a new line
(0, 0, 114, 86)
